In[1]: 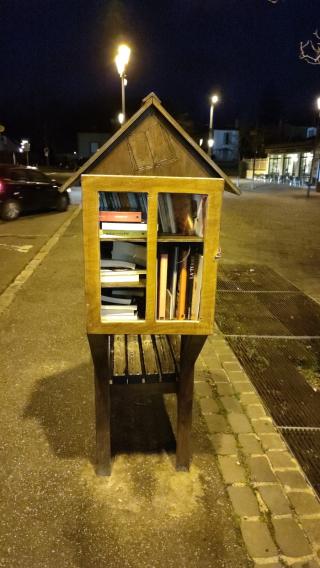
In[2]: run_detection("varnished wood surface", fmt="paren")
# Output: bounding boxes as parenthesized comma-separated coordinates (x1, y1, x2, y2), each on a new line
(127, 335, 143, 383)
(154, 334, 176, 381)
(87, 334, 112, 476)
(113, 335, 127, 384)
(140, 335, 159, 382)
(176, 335, 207, 471)
(82, 175, 223, 335)
(61, 94, 240, 195)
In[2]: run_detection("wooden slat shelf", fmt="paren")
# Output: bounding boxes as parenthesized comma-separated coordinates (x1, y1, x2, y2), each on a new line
(101, 281, 146, 288)
(157, 234, 203, 242)
(109, 334, 179, 385)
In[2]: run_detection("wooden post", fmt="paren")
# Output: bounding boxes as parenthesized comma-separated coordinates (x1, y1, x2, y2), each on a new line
(87, 333, 111, 476)
(176, 335, 207, 471)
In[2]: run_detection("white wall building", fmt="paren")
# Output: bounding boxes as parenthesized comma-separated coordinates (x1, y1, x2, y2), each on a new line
(212, 129, 239, 162)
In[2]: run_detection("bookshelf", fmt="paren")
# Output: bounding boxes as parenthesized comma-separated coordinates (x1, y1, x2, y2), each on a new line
(82, 174, 223, 335)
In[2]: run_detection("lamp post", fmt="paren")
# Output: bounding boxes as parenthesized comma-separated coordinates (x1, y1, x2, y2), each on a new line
(208, 94, 219, 158)
(115, 44, 131, 124)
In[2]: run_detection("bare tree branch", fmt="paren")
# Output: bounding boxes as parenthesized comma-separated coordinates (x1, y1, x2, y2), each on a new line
(300, 30, 320, 65)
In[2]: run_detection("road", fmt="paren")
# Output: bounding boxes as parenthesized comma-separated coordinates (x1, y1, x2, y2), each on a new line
(221, 180, 320, 303)
(1, 180, 319, 301)
(0, 179, 319, 567)
(0, 181, 81, 295)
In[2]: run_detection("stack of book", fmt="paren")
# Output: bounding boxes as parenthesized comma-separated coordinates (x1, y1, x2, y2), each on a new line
(99, 209, 147, 239)
(101, 295, 138, 321)
(157, 246, 203, 320)
(158, 193, 206, 236)
(100, 242, 147, 321)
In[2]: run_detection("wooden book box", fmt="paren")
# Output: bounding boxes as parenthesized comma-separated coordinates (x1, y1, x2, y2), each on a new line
(69, 93, 239, 475)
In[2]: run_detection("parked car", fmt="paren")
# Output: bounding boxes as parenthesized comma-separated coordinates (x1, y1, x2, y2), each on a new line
(0, 164, 70, 221)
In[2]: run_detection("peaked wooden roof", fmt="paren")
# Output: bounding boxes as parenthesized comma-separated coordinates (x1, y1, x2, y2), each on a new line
(60, 92, 240, 195)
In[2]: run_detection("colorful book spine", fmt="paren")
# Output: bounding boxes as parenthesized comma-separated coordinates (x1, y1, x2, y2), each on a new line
(100, 229, 147, 238)
(99, 211, 142, 222)
(176, 250, 188, 319)
(158, 253, 168, 319)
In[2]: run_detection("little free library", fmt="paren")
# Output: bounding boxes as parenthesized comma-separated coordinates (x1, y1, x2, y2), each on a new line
(62, 92, 239, 475)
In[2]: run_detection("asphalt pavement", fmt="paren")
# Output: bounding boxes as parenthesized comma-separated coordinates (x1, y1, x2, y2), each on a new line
(0, 182, 319, 567)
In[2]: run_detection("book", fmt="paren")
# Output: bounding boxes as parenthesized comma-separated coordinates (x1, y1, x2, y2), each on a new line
(191, 254, 203, 320)
(165, 194, 177, 233)
(101, 304, 137, 312)
(111, 241, 147, 267)
(112, 289, 145, 297)
(100, 229, 147, 238)
(186, 254, 196, 319)
(158, 194, 169, 233)
(100, 273, 139, 283)
(118, 193, 131, 210)
(158, 253, 168, 319)
(193, 195, 206, 237)
(166, 289, 172, 319)
(169, 246, 179, 319)
(101, 294, 132, 305)
(101, 222, 147, 231)
(176, 249, 188, 319)
(99, 211, 142, 223)
(101, 259, 136, 270)
(101, 313, 138, 321)
(171, 195, 195, 235)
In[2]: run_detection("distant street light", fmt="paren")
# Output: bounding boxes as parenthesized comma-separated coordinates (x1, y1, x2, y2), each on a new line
(20, 139, 30, 165)
(115, 44, 131, 124)
(208, 94, 219, 158)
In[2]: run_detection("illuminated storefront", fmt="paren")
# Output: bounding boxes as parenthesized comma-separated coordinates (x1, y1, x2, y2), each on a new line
(265, 141, 318, 182)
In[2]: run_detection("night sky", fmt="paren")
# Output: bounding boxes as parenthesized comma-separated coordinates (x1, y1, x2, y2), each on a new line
(1, 0, 320, 152)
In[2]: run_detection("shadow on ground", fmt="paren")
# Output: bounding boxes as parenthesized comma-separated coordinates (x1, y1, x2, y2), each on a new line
(23, 363, 177, 467)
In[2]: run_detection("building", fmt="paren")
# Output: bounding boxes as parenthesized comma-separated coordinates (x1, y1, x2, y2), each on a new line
(77, 132, 110, 160)
(212, 129, 239, 163)
(0, 134, 19, 163)
(245, 138, 320, 185)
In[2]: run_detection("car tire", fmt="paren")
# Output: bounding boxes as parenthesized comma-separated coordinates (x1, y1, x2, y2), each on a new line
(1, 199, 21, 221)
(55, 193, 69, 212)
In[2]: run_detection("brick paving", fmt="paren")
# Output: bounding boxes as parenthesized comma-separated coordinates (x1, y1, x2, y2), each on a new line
(195, 333, 320, 567)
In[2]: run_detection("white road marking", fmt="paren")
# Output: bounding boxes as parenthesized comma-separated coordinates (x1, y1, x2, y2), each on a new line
(0, 206, 81, 316)
(0, 243, 33, 253)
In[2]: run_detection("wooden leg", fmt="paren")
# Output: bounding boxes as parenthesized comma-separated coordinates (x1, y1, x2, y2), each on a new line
(176, 335, 207, 471)
(87, 333, 112, 476)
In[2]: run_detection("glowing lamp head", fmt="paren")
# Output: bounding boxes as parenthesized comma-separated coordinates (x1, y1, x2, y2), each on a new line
(115, 44, 131, 75)
(317, 97, 320, 112)
(115, 54, 125, 76)
(211, 94, 219, 105)
(118, 112, 125, 125)
(208, 138, 214, 148)
(118, 44, 131, 65)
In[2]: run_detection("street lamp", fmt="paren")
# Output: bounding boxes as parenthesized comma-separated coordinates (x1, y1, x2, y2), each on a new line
(115, 44, 131, 124)
(20, 139, 30, 165)
(208, 94, 219, 158)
